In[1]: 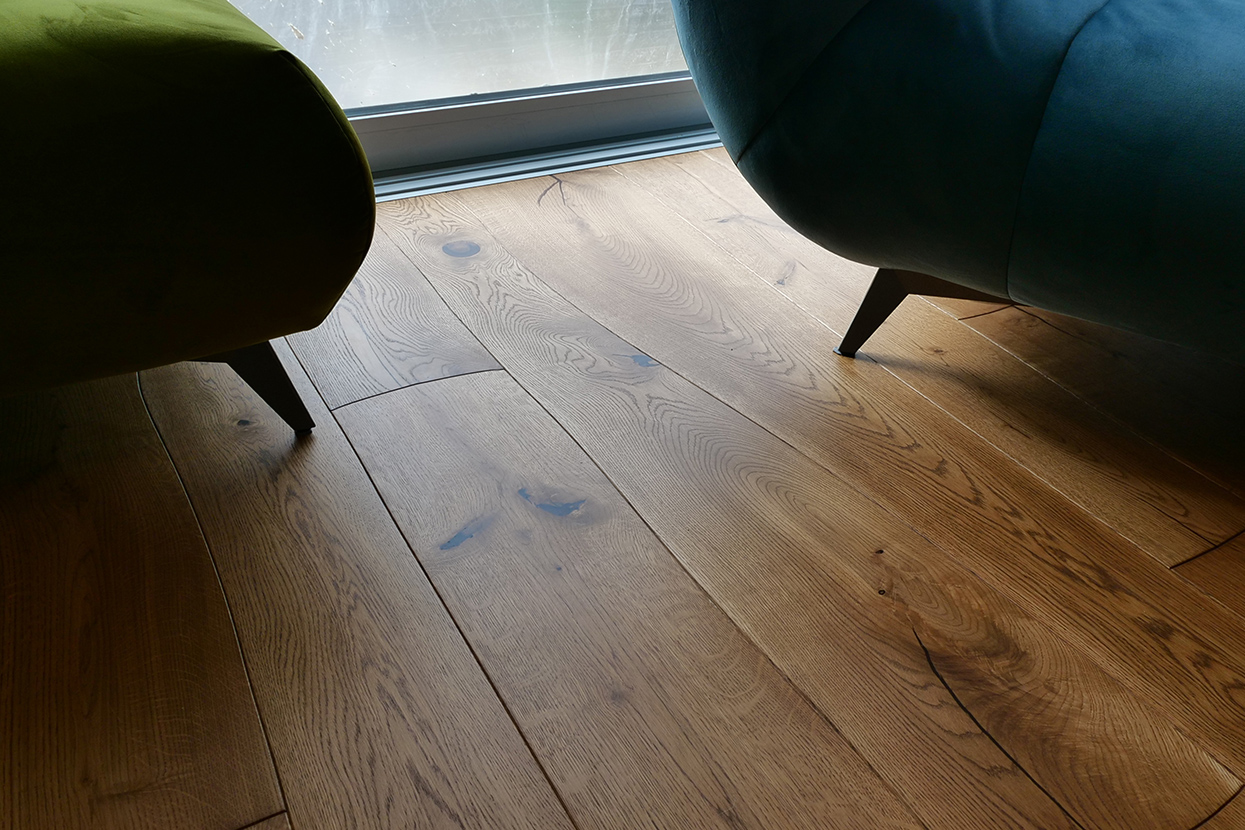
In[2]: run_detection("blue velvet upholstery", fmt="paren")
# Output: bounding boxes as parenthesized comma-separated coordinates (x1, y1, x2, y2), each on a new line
(672, 0, 1245, 363)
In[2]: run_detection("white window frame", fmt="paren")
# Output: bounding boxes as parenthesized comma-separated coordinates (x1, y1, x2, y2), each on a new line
(347, 72, 719, 200)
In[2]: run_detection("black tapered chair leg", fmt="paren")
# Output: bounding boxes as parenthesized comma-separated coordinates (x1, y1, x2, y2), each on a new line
(835, 268, 1010, 358)
(197, 341, 315, 434)
(834, 269, 912, 358)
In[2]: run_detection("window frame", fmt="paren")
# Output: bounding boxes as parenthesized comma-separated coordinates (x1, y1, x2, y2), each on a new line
(347, 72, 719, 199)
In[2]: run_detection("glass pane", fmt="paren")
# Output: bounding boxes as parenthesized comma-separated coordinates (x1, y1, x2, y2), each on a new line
(229, 0, 688, 110)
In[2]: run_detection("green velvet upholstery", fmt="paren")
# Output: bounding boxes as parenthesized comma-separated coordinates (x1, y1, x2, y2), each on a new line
(0, 0, 375, 395)
(672, 0, 1245, 363)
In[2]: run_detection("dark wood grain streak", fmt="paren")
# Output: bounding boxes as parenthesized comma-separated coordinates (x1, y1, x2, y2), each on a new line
(240, 813, 291, 830)
(338, 371, 925, 830)
(1194, 786, 1245, 830)
(287, 226, 500, 409)
(139, 344, 574, 830)
(433, 167, 1245, 787)
(927, 299, 1016, 319)
(374, 195, 1238, 830)
(1177, 534, 1245, 620)
(0, 376, 281, 829)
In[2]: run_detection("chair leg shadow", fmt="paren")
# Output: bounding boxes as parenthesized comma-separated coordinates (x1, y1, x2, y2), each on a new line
(836, 268, 1010, 358)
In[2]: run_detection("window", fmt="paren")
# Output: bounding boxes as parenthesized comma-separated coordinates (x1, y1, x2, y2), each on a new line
(231, 0, 715, 193)
(232, 0, 687, 109)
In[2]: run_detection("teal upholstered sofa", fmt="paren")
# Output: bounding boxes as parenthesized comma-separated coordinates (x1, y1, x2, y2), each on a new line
(671, 0, 1245, 364)
(0, 0, 375, 431)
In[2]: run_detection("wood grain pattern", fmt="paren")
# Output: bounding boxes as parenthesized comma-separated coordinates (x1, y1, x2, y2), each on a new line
(374, 196, 1241, 830)
(138, 344, 573, 830)
(1198, 786, 1245, 829)
(287, 226, 500, 409)
(621, 149, 1245, 563)
(431, 168, 1245, 784)
(1177, 533, 1245, 616)
(242, 814, 291, 830)
(1020, 304, 1245, 405)
(337, 371, 925, 830)
(689, 148, 1014, 321)
(926, 298, 1016, 319)
(0, 376, 281, 829)
(866, 301, 1242, 560)
(966, 305, 1245, 499)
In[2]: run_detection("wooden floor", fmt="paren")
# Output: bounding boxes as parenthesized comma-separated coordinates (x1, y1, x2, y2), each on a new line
(5, 148, 1245, 829)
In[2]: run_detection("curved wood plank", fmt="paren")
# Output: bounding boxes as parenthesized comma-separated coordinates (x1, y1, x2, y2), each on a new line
(287, 228, 500, 409)
(0, 376, 281, 829)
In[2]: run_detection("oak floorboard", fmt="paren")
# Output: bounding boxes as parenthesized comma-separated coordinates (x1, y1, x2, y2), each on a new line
(690, 149, 1015, 321)
(138, 344, 573, 830)
(242, 814, 291, 830)
(966, 306, 1245, 500)
(374, 197, 1241, 830)
(621, 150, 1245, 562)
(1019, 304, 1245, 411)
(865, 301, 1243, 560)
(337, 371, 924, 830)
(926, 299, 1016, 319)
(432, 168, 1245, 782)
(287, 225, 500, 409)
(1176, 534, 1245, 617)
(0, 376, 281, 829)
(1197, 787, 1245, 830)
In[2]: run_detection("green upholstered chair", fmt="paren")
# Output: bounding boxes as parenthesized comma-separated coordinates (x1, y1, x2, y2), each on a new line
(0, 0, 375, 431)
(671, 0, 1245, 365)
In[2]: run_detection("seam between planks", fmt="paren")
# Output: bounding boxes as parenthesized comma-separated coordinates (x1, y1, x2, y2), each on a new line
(324, 366, 507, 412)
(135, 369, 293, 823)
(234, 811, 288, 830)
(953, 302, 1019, 322)
(1189, 783, 1245, 830)
(913, 630, 1086, 830)
(1173, 528, 1245, 570)
(323, 371, 587, 830)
